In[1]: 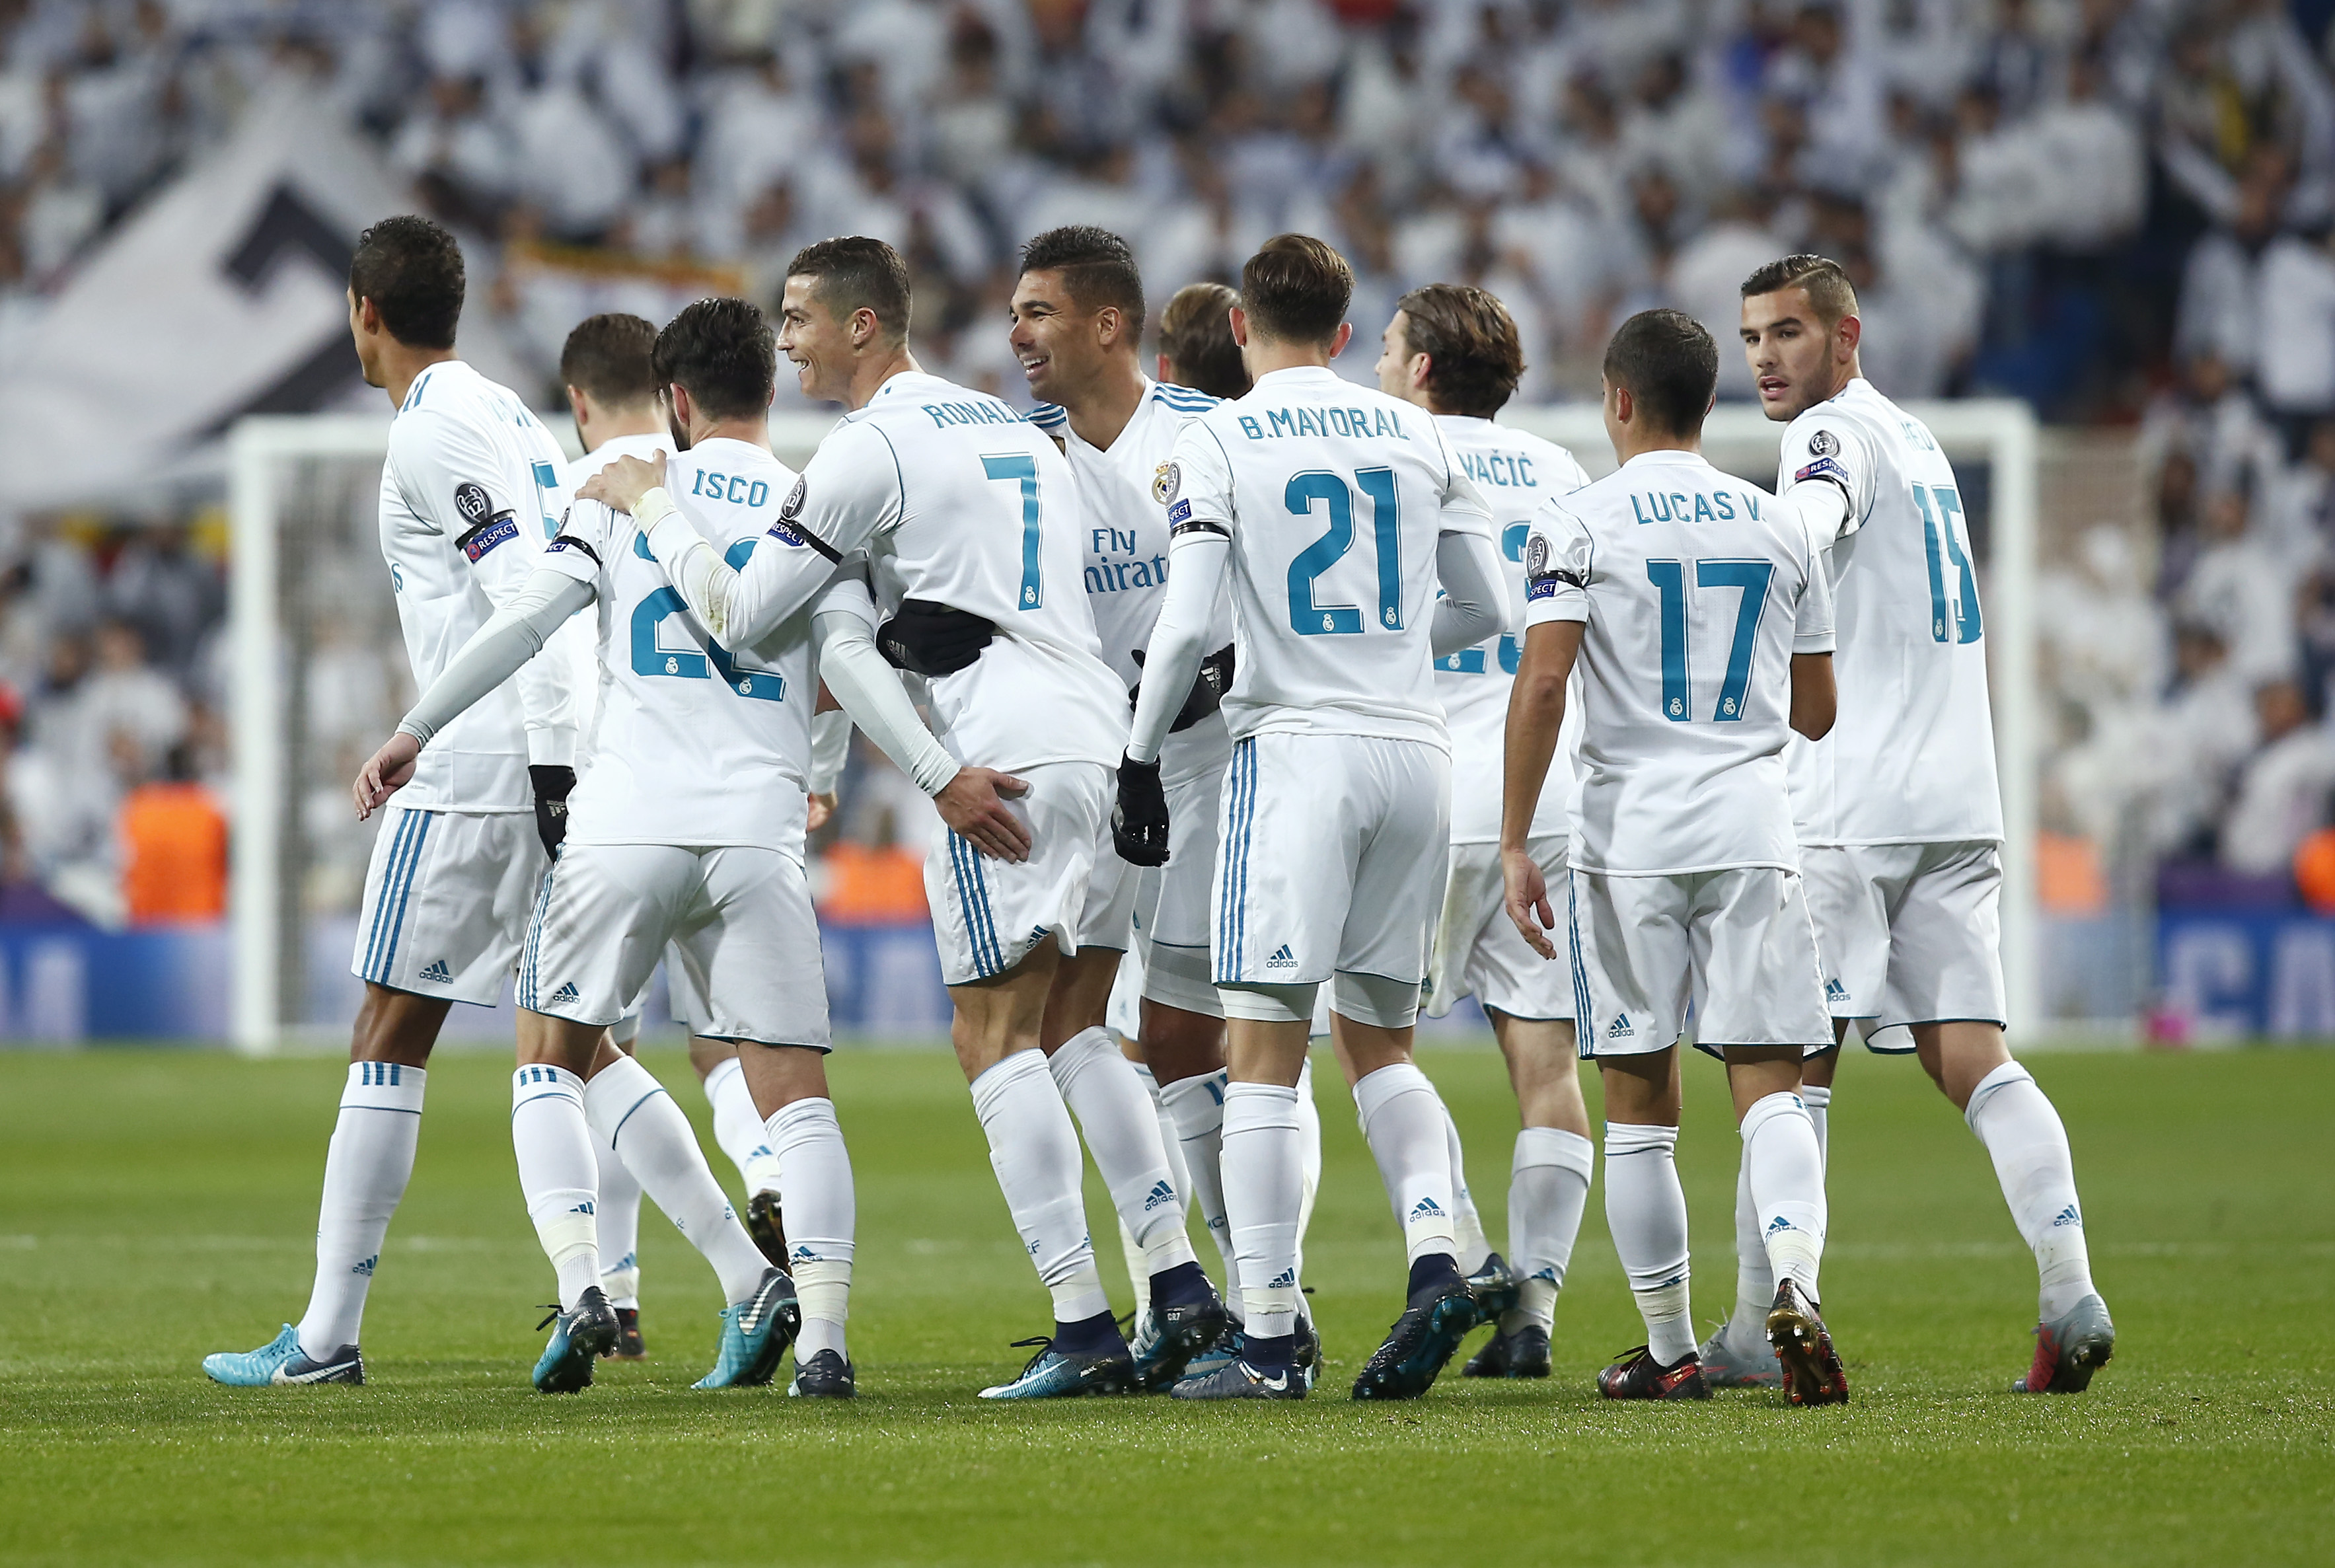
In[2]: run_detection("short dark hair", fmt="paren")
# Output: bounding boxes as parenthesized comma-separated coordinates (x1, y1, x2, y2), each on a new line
(1158, 282, 1249, 399)
(559, 313, 660, 407)
(1018, 225, 1146, 339)
(349, 215, 464, 350)
(1739, 252, 1860, 327)
(1239, 233, 1352, 346)
(1395, 283, 1524, 418)
(651, 297, 776, 422)
(1602, 309, 1717, 435)
(786, 235, 912, 345)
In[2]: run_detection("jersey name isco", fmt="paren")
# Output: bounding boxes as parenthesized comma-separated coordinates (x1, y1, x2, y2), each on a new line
(1231, 404, 1412, 441)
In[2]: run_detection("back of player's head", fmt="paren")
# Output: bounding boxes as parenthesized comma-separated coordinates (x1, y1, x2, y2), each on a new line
(1602, 309, 1717, 436)
(1159, 282, 1249, 399)
(653, 297, 776, 422)
(349, 215, 464, 350)
(560, 313, 659, 409)
(1240, 234, 1353, 346)
(786, 235, 912, 345)
(1018, 226, 1146, 339)
(1395, 283, 1524, 418)
(1740, 252, 1859, 328)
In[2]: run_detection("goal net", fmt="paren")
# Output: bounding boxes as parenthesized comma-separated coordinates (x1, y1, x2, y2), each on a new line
(225, 404, 2041, 1053)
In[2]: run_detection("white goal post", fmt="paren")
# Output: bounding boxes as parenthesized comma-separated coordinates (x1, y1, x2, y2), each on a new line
(227, 400, 2038, 1053)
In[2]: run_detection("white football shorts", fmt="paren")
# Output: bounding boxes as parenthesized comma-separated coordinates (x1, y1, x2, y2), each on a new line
(1212, 734, 1448, 1026)
(517, 842, 831, 1049)
(352, 806, 546, 1008)
(1075, 839, 1139, 953)
(926, 761, 1110, 987)
(1565, 866, 1832, 1059)
(1424, 837, 1575, 1024)
(1134, 757, 1227, 1018)
(1802, 839, 2007, 1037)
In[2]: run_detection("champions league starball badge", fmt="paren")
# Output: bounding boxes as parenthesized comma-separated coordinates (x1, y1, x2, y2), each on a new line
(1809, 428, 1839, 457)
(1524, 533, 1549, 578)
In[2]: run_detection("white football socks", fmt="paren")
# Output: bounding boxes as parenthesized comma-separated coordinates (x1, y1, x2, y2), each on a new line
(970, 1049, 1110, 1324)
(1442, 1101, 1494, 1275)
(511, 1064, 601, 1309)
(1604, 1121, 1694, 1364)
(1740, 1091, 1827, 1300)
(1160, 1068, 1242, 1312)
(1504, 1126, 1594, 1335)
(295, 1062, 425, 1358)
(591, 1121, 644, 1309)
(1048, 1026, 1198, 1274)
(1220, 1081, 1304, 1339)
(1294, 1055, 1321, 1288)
(1352, 1063, 1459, 1267)
(1727, 1080, 1832, 1343)
(584, 1055, 770, 1306)
(702, 1055, 784, 1198)
(1965, 1061, 2098, 1319)
(764, 1096, 854, 1360)
(1804, 1082, 1832, 1160)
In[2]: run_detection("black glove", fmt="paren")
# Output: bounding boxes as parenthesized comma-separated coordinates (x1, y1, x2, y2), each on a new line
(529, 765, 575, 858)
(1112, 752, 1170, 866)
(1129, 643, 1238, 734)
(877, 598, 995, 677)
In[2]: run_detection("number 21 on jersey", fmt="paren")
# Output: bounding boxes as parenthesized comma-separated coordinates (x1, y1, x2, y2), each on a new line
(1286, 468, 1401, 635)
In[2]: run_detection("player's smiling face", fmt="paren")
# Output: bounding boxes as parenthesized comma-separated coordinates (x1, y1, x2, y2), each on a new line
(776, 275, 849, 404)
(1741, 288, 1849, 422)
(1008, 271, 1097, 404)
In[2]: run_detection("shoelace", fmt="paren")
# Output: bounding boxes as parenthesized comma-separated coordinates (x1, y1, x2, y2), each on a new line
(535, 1303, 566, 1333)
(1005, 1334, 1056, 1378)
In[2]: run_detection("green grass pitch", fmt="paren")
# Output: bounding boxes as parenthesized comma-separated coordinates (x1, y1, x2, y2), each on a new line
(1, 1043, 2329, 1567)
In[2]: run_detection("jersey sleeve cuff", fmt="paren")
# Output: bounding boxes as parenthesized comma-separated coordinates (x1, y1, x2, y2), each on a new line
(537, 538, 600, 584)
(527, 725, 578, 767)
(1524, 587, 1588, 626)
(1793, 632, 1837, 654)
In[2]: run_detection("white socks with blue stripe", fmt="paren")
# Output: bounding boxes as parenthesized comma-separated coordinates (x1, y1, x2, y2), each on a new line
(1160, 1068, 1242, 1312)
(1965, 1061, 2097, 1319)
(970, 1049, 1111, 1325)
(511, 1064, 601, 1310)
(591, 1123, 644, 1309)
(764, 1096, 855, 1360)
(1740, 1091, 1827, 1300)
(1221, 1081, 1305, 1340)
(1049, 1027, 1199, 1275)
(703, 1055, 784, 1198)
(1352, 1063, 1460, 1268)
(585, 1055, 771, 1307)
(1506, 1127, 1595, 1335)
(297, 1061, 426, 1359)
(1604, 1121, 1695, 1364)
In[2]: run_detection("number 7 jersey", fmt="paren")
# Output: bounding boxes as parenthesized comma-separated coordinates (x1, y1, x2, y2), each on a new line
(1777, 378, 2001, 846)
(1524, 449, 1834, 876)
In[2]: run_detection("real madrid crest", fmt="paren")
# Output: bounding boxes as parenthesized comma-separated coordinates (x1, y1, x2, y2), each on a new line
(1153, 462, 1180, 505)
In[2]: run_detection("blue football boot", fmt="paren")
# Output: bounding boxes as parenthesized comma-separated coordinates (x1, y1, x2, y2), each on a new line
(533, 1287, 620, 1394)
(1170, 1353, 1306, 1400)
(978, 1335, 1134, 1400)
(1130, 1293, 1230, 1392)
(788, 1348, 858, 1398)
(203, 1325, 363, 1387)
(1351, 1275, 1476, 1400)
(694, 1267, 800, 1389)
(1464, 1252, 1520, 1327)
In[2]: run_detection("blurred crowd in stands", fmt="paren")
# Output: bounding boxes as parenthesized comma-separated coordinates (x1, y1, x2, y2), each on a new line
(3, 0, 2335, 934)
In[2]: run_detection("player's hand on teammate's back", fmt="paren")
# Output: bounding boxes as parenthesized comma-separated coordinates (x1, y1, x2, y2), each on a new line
(353, 732, 422, 819)
(806, 791, 838, 832)
(1502, 845, 1558, 960)
(1112, 753, 1170, 867)
(576, 451, 669, 515)
(936, 767, 1032, 862)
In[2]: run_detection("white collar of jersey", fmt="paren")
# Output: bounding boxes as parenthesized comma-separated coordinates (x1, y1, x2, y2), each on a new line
(681, 435, 773, 463)
(589, 431, 673, 462)
(1250, 365, 1347, 390)
(867, 371, 955, 403)
(1432, 414, 1498, 433)
(1617, 447, 1714, 472)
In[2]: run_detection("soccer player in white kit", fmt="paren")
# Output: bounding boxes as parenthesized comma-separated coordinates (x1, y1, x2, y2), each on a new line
(1697, 255, 2114, 1394)
(1114, 235, 1508, 1400)
(1502, 309, 1851, 1405)
(1012, 227, 1246, 1389)
(630, 239, 1141, 1400)
(204, 217, 579, 1388)
(356, 299, 855, 1396)
(1371, 285, 1600, 1380)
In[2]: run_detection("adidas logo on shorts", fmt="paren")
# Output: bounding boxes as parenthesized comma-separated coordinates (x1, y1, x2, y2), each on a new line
(1824, 978, 1848, 1001)
(1606, 1014, 1634, 1040)
(548, 981, 580, 1006)
(1266, 944, 1296, 970)
(420, 959, 453, 983)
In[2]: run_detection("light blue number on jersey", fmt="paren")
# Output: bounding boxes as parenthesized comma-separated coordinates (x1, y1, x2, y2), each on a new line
(628, 535, 784, 700)
(1436, 521, 1526, 674)
(1286, 467, 1401, 636)
(1913, 482, 1982, 644)
(982, 454, 1044, 610)
(1647, 558, 1773, 722)
(530, 461, 560, 539)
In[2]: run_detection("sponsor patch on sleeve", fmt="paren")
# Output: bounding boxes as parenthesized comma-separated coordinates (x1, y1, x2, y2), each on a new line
(766, 518, 807, 548)
(1168, 498, 1192, 525)
(462, 515, 520, 562)
(1794, 455, 1847, 484)
(1526, 569, 1584, 601)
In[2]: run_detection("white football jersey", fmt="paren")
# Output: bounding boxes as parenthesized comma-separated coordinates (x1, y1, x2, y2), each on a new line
(1033, 377, 1235, 786)
(1431, 415, 1594, 845)
(1524, 449, 1834, 876)
(1168, 365, 1494, 749)
(778, 371, 1127, 773)
(538, 437, 819, 853)
(557, 431, 676, 766)
(1777, 378, 2004, 845)
(377, 359, 575, 812)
